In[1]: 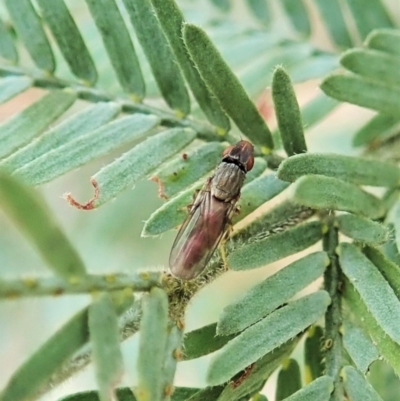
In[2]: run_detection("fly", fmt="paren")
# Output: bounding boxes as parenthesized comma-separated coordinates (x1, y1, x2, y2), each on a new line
(169, 140, 255, 280)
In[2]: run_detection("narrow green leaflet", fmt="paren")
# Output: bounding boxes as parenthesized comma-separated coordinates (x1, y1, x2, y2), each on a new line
(85, 0, 145, 98)
(321, 73, 400, 114)
(392, 200, 400, 254)
(272, 67, 307, 156)
(336, 214, 388, 246)
(182, 23, 274, 151)
(36, 0, 97, 84)
(281, 0, 311, 36)
(0, 17, 17, 62)
(151, 142, 225, 199)
(342, 320, 379, 373)
(301, 92, 339, 129)
(228, 221, 323, 271)
(278, 153, 400, 187)
(135, 288, 169, 401)
(304, 326, 324, 383)
(207, 291, 330, 385)
(1, 102, 121, 172)
(278, 376, 333, 401)
(275, 359, 302, 400)
(246, 0, 271, 25)
(0, 76, 32, 105)
(150, 0, 230, 132)
(366, 29, 400, 56)
(218, 252, 328, 335)
(290, 175, 385, 219)
(352, 113, 400, 147)
(342, 366, 383, 401)
(345, 0, 394, 40)
(122, 0, 190, 116)
(4, 0, 55, 72)
(0, 172, 86, 280)
(186, 386, 224, 401)
(67, 127, 196, 209)
(89, 293, 124, 401)
(0, 90, 76, 159)
(339, 243, 400, 344)
(341, 49, 400, 86)
(182, 323, 236, 361)
(15, 114, 159, 186)
(210, 0, 231, 12)
(343, 278, 400, 376)
(312, 0, 352, 48)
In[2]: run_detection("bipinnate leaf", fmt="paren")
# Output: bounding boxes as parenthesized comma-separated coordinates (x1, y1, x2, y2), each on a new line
(89, 293, 124, 401)
(0, 172, 86, 280)
(0, 76, 32, 105)
(207, 291, 330, 385)
(150, 0, 230, 131)
(366, 29, 400, 56)
(342, 320, 379, 374)
(15, 113, 159, 186)
(182, 23, 274, 151)
(85, 0, 145, 98)
(1, 102, 121, 172)
(272, 66, 307, 156)
(135, 288, 169, 401)
(218, 252, 328, 335)
(36, 0, 97, 83)
(278, 153, 400, 187)
(290, 175, 385, 219)
(0, 90, 77, 159)
(67, 128, 196, 209)
(342, 366, 383, 401)
(304, 326, 324, 383)
(122, 0, 190, 116)
(339, 243, 400, 344)
(228, 221, 323, 271)
(278, 376, 333, 401)
(336, 214, 388, 245)
(275, 358, 302, 400)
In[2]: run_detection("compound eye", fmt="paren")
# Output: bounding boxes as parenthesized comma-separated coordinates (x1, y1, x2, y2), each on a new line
(245, 155, 255, 172)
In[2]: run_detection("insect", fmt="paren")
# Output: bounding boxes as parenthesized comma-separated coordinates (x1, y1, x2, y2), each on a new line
(169, 140, 254, 280)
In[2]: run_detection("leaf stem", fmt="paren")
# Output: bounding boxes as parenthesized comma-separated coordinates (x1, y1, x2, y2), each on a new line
(322, 219, 344, 401)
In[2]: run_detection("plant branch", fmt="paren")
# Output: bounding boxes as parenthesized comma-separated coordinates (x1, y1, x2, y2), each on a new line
(322, 218, 344, 401)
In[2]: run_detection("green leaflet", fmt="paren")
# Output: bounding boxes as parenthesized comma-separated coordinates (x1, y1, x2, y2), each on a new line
(218, 252, 328, 335)
(0, 76, 32, 105)
(345, 0, 394, 40)
(210, 0, 231, 12)
(4, 0, 55, 72)
(281, 0, 311, 36)
(278, 376, 333, 401)
(272, 67, 307, 156)
(339, 243, 400, 344)
(207, 291, 330, 385)
(150, 0, 230, 131)
(246, 0, 271, 25)
(290, 175, 385, 219)
(366, 29, 400, 56)
(304, 326, 324, 383)
(182, 323, 236, 361)
(122, 0, 190, 116)
(336, 214, 388, 246)
(135, 288, 169, 401)
(1, 102, 121, 172)
(341, 49, 400, 86)
(0, 90, 76, 159)
(182, 23, 274, 151)
(228, 221, 323, 271)
(36, 0, 97, 83)
(68, 127, 196, 209)
(342, 366, 383, 401)
(15, 114, 159, 186)
(275, 359, 302, 400)
(0, 172, 86, 280)
(342, 320, 379, 374)
(320, 73, 400, 115)
(89, 293, 124, 401)
(85, 0, 145, 98)
(0, 17, 18, 62)
(278, 153, 400, 187)
(392, 200, 400, 254)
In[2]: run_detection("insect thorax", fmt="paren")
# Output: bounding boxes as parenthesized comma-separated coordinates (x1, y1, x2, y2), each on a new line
(211, 162, 245, 202)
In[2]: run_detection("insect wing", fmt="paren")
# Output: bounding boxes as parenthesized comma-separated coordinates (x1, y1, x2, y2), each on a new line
(169, 189, 235, 280)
